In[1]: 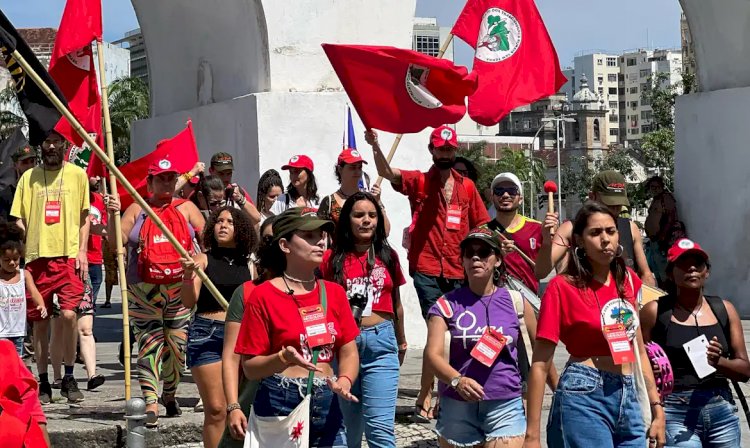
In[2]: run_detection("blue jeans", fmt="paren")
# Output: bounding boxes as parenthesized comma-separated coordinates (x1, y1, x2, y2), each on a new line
(339, 320, 399, 448)
(254, 374, 347, 448)
(89, 264, 103, 306)
(412, 272, 462, 319)
(547, 363, 646, 447)
(664, 388, 741, 447)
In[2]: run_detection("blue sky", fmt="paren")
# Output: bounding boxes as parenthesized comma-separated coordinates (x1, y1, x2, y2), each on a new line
(5, 0, 682, 67)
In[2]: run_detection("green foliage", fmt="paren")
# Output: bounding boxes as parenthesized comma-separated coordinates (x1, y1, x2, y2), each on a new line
(641, 128, 675, 190)
(458, 142, 546, 207)
(0, 85, 26, 139)
(108, 76, 150, 165)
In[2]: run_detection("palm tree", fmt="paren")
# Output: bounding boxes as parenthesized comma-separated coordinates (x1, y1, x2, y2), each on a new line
(108, 76, 150, 165)
(0, 84, 27, 139)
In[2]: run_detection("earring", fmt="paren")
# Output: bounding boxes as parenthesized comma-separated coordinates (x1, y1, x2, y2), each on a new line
(615, 245, 624, 257)
(575, 247, 586, 259)
(493, 268, 501, 282)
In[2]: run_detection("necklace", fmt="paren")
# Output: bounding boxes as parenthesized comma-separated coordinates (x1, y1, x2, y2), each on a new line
(283, 272, 317, 284)
(677, 296, 704, 320)
(337, 188, 356, 200)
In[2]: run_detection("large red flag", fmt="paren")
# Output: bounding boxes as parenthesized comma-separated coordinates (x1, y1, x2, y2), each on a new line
(49, 0, 104, 177)
(117, 121, 199, 209)
(452, 0, 567, 126)
(322, 44, 477, 134)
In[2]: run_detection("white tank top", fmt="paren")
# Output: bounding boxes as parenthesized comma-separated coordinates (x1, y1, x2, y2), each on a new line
(0, 269, 27, 337)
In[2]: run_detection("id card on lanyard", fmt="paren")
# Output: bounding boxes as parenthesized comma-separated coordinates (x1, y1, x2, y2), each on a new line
(298, 304, 333, 348)
(443, 179, 462, 232)
(43, 165, 65, 226)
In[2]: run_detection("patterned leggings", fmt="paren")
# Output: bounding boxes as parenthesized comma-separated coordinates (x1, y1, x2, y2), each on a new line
(128, 282, 191, 404)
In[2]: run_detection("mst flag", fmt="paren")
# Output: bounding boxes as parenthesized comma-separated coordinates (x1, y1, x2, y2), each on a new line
(0, 11, 67, 146)
(323, 44, 477, 134)
(452, 0, 567, 126)
(117, 121, 199, 209)
(50, 0, 104, 177)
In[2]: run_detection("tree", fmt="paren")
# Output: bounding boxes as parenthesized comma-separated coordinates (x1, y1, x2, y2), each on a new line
(0, 84, 26, 139)
(108, 76, 150, 165)
(562, 148, 645, 210)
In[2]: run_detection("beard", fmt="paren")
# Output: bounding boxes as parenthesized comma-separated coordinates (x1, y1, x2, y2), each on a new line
(434, 158, 455, 170)
(42, 149, 64, 167)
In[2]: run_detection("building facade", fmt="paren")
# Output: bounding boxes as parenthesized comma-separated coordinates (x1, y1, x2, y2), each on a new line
(572, 52, 621, 144)
(681, 13, 698, 91)
(113, 28, 148, 84)
(412, 17, 454, 61)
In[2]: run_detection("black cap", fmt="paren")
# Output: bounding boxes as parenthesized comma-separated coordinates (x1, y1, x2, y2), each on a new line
(210, 152, 234, 172)
(12, 145, 36, 162)
(460, 226, 502, 252)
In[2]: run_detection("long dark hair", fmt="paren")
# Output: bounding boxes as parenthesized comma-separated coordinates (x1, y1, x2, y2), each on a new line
(563, 201, 628, 298)
(286, 169, 319, 204)
(257, 169, 284, 210)
(255, 215, 279, 281)
(191, 174, 225, 211)
(331, 192, 396, 285)
(202, 206, 256, 262)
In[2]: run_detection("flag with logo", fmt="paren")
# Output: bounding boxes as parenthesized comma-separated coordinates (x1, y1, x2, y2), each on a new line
(50, 0, 104, 178)
(0, 11, 68, 146)
(323, 44, 477, 134)
(117, 121, 199, 209)
(452, 0, 567, 126)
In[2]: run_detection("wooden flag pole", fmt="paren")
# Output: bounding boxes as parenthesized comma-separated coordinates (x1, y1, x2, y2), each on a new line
(8, 48, 230, 313)
(96, 39, 133, 400)
(374, 33, 454, 187)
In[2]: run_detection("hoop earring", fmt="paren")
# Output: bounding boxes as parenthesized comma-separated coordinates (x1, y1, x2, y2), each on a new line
(575, 247, 586, 259)
(493, 268, 501, 282)
(615, 245, 624, 257)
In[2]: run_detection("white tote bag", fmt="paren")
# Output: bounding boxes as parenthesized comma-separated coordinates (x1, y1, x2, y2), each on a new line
(244, 395, 311, 448)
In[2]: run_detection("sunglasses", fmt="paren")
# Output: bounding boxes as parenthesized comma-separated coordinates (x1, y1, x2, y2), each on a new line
(493, 186, 520, 197)
(208, 200, 224, 207)
(463, 246, 494, 259)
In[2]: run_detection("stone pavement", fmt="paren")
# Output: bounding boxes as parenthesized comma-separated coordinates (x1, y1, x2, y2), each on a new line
(42, 289, 750, 447)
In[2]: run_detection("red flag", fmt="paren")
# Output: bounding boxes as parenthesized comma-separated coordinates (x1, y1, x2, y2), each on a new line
(452, 0, 567, 126)
(322, 44, 477, 134)
(117, 121, 199, 209)
(49, 0, 104, 177)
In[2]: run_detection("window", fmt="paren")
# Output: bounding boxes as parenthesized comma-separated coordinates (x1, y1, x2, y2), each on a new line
(607, 57, 617, 67)
(629, 87, 638, 94)
(630, 128, 640, 135)
(413, 35, 440, 57)
(609, 101, 618, 109)
(610, 129, 619, 136)
(627, 58, 637, 66)
(608, 74, 618, 82)
(630, 101, 638, 109)
(594, 119, 601, 141)
(641, 124, 653, 133)
(641, 83, 650, 93)
(640, 110, 653, 120)
(597, 58, 603, 65)
(598, 87, 604, 95)
(618, 87, 625, 95)
(573, 121, 580, 142)
(598, 76, 604, 84)
(641, 96, 651, 106)
(639, 69, 651, 78)
(523, 120, 530, 130)
(609, 87, 618, 95)
(610, 114, 619, 123)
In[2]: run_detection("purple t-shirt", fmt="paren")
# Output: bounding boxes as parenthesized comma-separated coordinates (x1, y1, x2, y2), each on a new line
(428, 286, 522, 401)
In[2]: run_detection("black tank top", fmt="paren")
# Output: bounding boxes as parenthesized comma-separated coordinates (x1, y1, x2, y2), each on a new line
(617, 217, 635, 268)
(652, 310, 730, 391)
(196, 249, 252, 315)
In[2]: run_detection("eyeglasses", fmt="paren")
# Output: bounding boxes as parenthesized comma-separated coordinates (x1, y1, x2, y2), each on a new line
(493, 186, 520, 197)
(463, 246, 493, 259)
(208, 200, 224, 207)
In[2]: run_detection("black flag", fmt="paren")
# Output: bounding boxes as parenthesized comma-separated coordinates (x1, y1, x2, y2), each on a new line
(0, 10, 66, 146)
(0, 127, 28, 190)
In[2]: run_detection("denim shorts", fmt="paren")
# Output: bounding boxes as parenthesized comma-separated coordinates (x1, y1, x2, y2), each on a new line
(253, 374, 347, 448)
(547, 363, 646, 447)
(435, 395, 526, 446)
(186, 315, 225, 368)
(664, 387, 741, 447)
(1, 336, 24, 357)
(412, 272, 462, 319)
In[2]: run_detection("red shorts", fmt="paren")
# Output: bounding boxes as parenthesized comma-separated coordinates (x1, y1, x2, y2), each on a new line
(25, 257, 84, 322)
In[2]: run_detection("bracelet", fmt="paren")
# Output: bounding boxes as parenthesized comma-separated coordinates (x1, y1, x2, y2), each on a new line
(238, 196, 246, 206)
(278, 349, 292, 365)
(226, 402, 242, 413)
(650, 401, 664, 408)
(182, 172, 193, 182)
(182, 275, 194, 284)
(338, 375, 353, 386)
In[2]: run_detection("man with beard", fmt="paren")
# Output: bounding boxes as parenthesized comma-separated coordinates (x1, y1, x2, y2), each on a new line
(0, 145, 37, 221)
(11, 130, 90, 404)
(366, 125, 489, 422)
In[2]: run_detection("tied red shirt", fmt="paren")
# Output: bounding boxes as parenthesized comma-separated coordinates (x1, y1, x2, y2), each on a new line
(320, 249, 407, 315)
(536, 268, 642, 358)
(235, 281, 359, 364)
(488, 216, 542, 293)
(86, 193, 106, 265)
(396, 167, 489, 279)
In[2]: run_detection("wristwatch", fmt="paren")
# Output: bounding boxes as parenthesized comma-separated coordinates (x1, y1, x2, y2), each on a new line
(450, 375, 462, 389)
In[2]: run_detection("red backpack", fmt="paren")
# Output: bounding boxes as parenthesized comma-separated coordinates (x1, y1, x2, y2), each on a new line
(137, 199, 193, 284)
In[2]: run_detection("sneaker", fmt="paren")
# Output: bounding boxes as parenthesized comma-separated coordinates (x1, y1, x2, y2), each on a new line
(38, 381, 52, 405)
(61, 377, 84, 403)
(101, 301, 111, 309)
(51, 378, 62, 389)
(193, 398, 204, 413)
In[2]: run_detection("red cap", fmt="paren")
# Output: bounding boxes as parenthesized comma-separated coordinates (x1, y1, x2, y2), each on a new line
(430, 125, 458, 148)
(148, 158, 180, 176)
(337, 148, 367, 165)
(543, 180, 558, 193)
(667, 238, 709, 264)
(282, 155, 314, 172)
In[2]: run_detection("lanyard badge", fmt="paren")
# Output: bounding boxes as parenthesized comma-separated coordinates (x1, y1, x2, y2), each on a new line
(298, 304, 333, 348)
(470, 328, 506, 367)
(603, 323, 635, 365)
(446, 205, 462, 231)
(45, 201, 61, 224)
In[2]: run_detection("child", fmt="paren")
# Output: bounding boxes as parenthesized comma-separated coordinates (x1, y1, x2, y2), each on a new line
(0, 220, 46, 357)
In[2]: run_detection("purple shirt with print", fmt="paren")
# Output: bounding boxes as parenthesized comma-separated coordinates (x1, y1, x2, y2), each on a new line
(428, 286, 522, 401)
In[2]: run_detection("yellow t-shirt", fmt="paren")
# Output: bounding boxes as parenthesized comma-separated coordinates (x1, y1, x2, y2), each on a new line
(10, 163, 90, 263)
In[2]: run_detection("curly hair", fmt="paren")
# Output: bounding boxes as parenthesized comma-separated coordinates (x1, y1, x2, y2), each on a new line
(286, 169, 319, 205)
(257, 169, 284, 210)
(202, 206, 256, 261)
(0, 219, 25, 256)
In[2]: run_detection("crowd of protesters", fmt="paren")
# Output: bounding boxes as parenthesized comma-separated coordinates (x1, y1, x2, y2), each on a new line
(0, 125, 747, 448)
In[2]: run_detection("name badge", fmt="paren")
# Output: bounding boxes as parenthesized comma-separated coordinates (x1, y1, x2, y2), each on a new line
(45, 201, 61, 224)
(446, 205, 462, 231)
(470, 328, 506, 367)
(603, 323, 635, 365)
(298, 304, 333, 348)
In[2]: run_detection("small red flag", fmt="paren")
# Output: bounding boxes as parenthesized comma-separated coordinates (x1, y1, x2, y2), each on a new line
(117, 121, 199, 209)
(452, 0, 567, 126)
(322, 44, 477, 134)
(50, 0, 104, 177)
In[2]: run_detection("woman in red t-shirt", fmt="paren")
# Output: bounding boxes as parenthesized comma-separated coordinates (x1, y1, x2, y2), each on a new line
(320, 191, 406, 447)
(525, 202, 666, 448)
(235, 207, 360, 447)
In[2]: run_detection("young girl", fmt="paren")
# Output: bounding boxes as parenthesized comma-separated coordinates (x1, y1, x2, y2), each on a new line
(0, 220, 46, 357)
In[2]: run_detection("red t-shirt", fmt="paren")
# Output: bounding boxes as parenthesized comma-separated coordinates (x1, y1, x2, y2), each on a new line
(86, 193, 106, 265)
(489, 216, 542, 293)
(235, 280, 359, 364)
(319, 249, 407, 315)
(395, 167, 489, 279)
(536, 268, 642, 358)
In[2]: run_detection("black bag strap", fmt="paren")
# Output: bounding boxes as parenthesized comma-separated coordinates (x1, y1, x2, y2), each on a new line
(305, 281, 327, 397)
